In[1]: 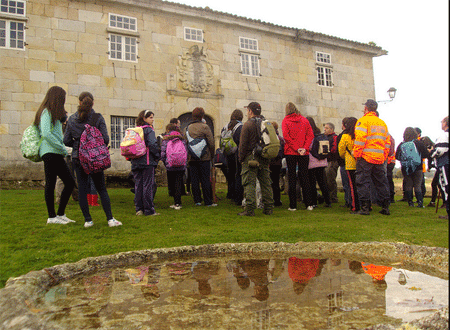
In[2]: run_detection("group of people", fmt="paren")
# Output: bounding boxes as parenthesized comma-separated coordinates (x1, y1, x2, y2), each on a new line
(34, 85, 449, 227)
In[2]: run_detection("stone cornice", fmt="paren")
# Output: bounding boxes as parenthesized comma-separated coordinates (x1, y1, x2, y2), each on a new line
(73, 0, 387, 57)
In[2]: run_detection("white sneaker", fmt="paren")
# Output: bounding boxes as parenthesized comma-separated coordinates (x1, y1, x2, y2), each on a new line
(47, 217, 69, 224)
(108, 218, 122, 227)
(288, 208, 297, 211)
(136, 210, 144, 216)
(57, 214, 75, 223)
(306, 206, 314, 211)
(170, 204, 182, 210)
(84, 221, 94, 228)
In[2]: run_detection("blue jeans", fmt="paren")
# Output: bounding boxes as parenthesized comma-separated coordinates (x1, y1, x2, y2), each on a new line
(340, 165, 350, 206)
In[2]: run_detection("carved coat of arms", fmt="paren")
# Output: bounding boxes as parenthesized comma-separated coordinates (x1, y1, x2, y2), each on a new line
(179, 45, 213, 93)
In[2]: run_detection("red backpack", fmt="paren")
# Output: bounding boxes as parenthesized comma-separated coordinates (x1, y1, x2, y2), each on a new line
(79, 113, 111, 174)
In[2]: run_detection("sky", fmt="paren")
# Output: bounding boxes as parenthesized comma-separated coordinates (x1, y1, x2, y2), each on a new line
(167, 0, 449, 146)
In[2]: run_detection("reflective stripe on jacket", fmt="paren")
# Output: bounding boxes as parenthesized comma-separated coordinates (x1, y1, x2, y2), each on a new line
(353, 112, 390, 165)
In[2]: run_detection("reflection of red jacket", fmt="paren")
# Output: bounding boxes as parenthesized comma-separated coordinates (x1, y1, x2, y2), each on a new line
(288, 258, 319, 283)
(282, 114, 314, 156)
(361, 263, 392, 281)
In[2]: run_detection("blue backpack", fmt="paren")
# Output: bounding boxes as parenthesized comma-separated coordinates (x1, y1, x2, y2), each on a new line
(399, 141, 422, 175)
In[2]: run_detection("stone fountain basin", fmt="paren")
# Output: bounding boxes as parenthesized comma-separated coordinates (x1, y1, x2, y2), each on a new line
(0, 241, 448, 330)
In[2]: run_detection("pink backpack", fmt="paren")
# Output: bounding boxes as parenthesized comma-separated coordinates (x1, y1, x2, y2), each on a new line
(120, 126, 147, 159)
(79, 114, 111, 174)
(166, 137, 187, 168)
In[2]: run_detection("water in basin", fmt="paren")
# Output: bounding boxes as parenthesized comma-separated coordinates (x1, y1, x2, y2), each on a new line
(35, 256, 448, 329)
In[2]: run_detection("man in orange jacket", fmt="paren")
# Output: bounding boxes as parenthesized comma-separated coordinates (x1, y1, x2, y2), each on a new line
(353, 99, 391, 215)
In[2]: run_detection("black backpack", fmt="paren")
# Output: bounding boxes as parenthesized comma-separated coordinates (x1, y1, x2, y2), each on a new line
(310, 133, 329, 160)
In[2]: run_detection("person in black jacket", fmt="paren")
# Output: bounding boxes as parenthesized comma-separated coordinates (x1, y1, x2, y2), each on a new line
(395, 127, 429, 208)
(131, 110, 160, 216)
(64, 92, 121, 227)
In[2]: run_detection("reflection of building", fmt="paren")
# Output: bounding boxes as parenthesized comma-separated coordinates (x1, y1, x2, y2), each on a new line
(1, 0, 386, 180)
(252, 308, 271, 330)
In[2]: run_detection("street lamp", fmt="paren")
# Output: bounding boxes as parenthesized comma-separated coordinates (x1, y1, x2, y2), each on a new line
(377, 87, 397, 103)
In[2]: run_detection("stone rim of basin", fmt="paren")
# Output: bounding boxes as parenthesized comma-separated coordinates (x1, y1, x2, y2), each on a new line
(0, 241, 448, 330)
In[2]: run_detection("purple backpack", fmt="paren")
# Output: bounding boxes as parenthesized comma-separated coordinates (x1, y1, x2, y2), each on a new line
(166, 137, 187, 168)
(79, 114, 111, 174)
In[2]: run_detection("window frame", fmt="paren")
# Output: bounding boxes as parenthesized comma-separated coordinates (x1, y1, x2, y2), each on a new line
(316, 51, 333, 88)
(1, 0, 26, 17)
(184, 27, 203, 43)
(108, 33, 138, 62)
(108, 13, 137, 32)
(0, 18, 25, 49)
(239, 37, 260, 77)
(110, 116, 137, 149)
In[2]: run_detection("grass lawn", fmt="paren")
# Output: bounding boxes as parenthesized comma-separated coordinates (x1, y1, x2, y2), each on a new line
(0, 184, 448, 288)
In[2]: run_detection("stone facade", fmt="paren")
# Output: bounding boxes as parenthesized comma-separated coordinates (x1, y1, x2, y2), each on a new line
(0, 0, 386, 180)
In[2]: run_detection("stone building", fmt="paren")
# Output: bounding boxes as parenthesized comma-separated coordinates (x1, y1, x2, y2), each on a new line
(0, 0, 386, 180)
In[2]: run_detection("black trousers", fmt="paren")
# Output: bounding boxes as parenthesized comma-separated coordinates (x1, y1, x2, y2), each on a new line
(308, 166, 330, 205)
(42, 153, 75, 218)
(269, 164, 282, 205)
(286, 155, 313, 209)
(355, 158, 389, 204)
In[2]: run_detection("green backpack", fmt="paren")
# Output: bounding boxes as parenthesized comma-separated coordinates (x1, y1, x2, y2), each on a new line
(20, 125, 43, 162)
(252, 118, 280, 159)
(219, 122, 242, 156)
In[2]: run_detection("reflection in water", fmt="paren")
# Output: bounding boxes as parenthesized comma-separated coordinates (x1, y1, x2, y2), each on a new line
(36, 257, 448, 329)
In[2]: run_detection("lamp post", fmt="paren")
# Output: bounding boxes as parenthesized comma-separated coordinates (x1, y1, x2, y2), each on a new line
(377, 87, 397, 103)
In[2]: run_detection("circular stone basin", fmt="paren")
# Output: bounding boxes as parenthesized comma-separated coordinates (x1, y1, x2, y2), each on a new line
(0, 242, 448, 330)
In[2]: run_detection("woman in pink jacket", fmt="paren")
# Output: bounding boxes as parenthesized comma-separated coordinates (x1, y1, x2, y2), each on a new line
(281, 102, 315, 211)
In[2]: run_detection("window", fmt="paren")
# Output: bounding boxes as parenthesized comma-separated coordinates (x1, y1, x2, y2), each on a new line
(317, 66, 332, 87)
(108, 14, 138, 62)
(240, 37, 258, 51)
(109, 13, 136, 31)
(0, 0, 26, 50)
(239, 37, 260, 77)
(110, 116, 136, 149)
(184, 27, 203, 42)
(109, 34, 137, 62)
(316, 51, 333, 87)
(316, 52, 331, 64)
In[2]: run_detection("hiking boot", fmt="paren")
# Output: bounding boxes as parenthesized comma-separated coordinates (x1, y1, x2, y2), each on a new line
(57, 214, 76, 223)
(84, 221, 94, 228)
(238, 210, 255, 216)
(408, 201, 414, 207)
(379, 201, 390, 215)
(47, 217, 69, 224)
(108, 218, 122, 227)
(352, 201, 370, 215)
